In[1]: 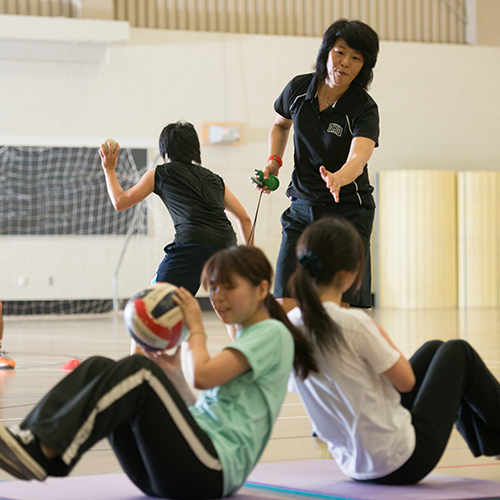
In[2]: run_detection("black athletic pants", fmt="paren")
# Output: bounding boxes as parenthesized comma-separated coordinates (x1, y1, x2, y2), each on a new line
(365, 339, 500, 485)
(274, 200, 374, 308)
(20, 355, 224, 499)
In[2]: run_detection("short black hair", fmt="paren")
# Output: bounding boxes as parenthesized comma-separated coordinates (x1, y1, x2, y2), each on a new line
(316, 19, 379, 90)
(158, 120, 201, 164)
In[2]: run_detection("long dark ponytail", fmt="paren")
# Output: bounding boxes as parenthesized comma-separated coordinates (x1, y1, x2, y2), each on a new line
(289, 217, 365, 358)
(201, 246, 317, 378)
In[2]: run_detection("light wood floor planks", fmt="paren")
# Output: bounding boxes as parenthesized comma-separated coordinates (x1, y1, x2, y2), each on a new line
(1, 308, 499, 485)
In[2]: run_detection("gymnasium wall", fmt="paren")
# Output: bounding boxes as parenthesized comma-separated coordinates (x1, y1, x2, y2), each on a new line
(1, 15, 500, 305)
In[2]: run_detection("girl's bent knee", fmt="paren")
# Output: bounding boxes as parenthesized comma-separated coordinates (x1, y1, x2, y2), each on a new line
(423, 340, 444, 350)
(85, 356, 115, 368)
(443, 339, 471, 354)
(123, 354, 157, 371)
(438, 339, 475, 368)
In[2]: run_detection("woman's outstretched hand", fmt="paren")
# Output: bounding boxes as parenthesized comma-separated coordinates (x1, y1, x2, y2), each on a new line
(319, 166, 341, 203)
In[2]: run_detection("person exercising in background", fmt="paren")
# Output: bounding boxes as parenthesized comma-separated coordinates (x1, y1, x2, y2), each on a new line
(100, 120, 252, 295)
(0, 301, 16, 369)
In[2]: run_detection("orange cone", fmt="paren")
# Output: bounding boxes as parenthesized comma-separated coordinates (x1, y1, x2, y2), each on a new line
(60, 359, 81, 372)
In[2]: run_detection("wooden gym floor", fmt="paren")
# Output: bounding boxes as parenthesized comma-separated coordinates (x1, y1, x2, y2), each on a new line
(0, 307, 499, 486)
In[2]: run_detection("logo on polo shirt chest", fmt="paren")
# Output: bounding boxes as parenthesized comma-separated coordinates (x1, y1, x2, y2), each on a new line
(327, 123, 343, 136)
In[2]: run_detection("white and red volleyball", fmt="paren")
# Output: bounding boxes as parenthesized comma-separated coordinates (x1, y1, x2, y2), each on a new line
(124, 283, 185, 350)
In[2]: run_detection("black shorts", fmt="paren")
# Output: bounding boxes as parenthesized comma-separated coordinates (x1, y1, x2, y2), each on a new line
(153, 242, 228, 295)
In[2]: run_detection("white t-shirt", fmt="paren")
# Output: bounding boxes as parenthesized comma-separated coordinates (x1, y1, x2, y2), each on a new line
(288, 302, 415, 480)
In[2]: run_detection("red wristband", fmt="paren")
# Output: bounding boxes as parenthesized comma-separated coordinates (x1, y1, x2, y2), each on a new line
(268, 154, 283, 168)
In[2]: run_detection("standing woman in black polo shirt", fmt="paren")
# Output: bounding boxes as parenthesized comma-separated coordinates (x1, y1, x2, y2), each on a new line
(100, 120, 252, 296)
(262, 19, 380, 311)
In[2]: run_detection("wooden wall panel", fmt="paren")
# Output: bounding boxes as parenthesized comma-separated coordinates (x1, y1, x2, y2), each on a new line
(378, 171, 457, 309)
(458, 172, 500, 308)
(0, 0, 469, 44)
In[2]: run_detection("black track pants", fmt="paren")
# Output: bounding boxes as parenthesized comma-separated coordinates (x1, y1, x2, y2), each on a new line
(366, 339, 500, 485)
(21, 355, 223, 499)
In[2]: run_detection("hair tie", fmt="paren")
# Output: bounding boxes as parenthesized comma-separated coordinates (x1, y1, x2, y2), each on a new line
(298, 251, 323, 278)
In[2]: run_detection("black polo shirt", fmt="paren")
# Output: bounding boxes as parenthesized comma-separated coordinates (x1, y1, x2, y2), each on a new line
(154, 160, 237, 246)
(274, 73, 379, 207)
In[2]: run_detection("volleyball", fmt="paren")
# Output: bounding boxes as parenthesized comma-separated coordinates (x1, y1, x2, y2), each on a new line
(124, 283, 185, 351)
(102, 138, 117, 154)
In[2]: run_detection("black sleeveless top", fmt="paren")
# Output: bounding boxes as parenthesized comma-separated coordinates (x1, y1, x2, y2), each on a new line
(154, 160, 237, 247)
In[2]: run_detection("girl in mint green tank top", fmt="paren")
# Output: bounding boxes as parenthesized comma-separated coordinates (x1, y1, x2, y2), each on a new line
(0, 246, 314, 499)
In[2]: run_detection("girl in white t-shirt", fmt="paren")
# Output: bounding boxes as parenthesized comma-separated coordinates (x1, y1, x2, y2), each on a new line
(288, 216, 500, 485)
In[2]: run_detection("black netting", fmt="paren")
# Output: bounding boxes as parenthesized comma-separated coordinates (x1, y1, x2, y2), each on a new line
(0, 146, 147, 235)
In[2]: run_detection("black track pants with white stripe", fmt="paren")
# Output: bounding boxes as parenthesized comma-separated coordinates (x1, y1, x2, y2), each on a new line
(21, 355, 224, 499)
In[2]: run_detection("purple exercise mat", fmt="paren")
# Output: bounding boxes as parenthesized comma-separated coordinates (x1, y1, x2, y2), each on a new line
(0, 473, 274, 500)
(246, 460, 500, 500)
(1, 461, 500, 500)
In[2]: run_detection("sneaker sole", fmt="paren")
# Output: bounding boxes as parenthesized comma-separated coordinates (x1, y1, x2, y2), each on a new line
(0, 424, 47, 481)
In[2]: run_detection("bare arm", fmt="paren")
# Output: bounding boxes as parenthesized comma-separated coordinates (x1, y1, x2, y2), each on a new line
(173, 287, 251, 390)
(189, 341, 251, 390)
(319, 136, 375, 203)
(260, 114, 293, 189)
(224, 186, 253, 244)
(375, 323, 416, 393)
(99, 142, 155, 211)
